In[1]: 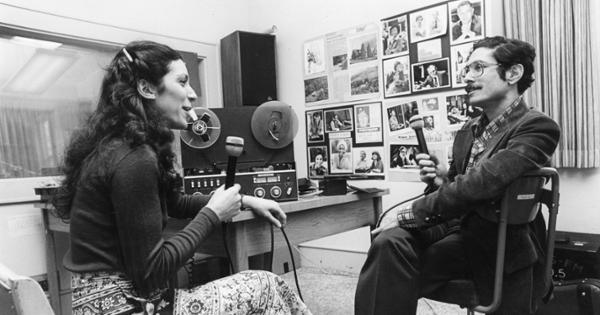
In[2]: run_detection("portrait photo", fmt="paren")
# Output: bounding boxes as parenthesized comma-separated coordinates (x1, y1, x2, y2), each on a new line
(306, 110, 324, 143)
(308, 146, 328, 178)
(409, 4, 448, 43)
(387, 101, 418, 132)
(324, 107, 354, 132)
(446, 94, 470, 125)
(354, 147, 385, 175)
(355, 102, 383, 144)
(390, 144, 420, 168)
(329, 138, 353, 174)
(349, 33, 378, 65)
(449, 0, 485, 45)
(423, 114, 437, 131)
(350, 65, 379, 96)
(421, 96, 440, 111)
(381, 15, 409, 57)
(451, 42, 474, 87)
(383, 55, 411, 97)
(304, 76, 329, 104)
(412, 58, 450, 92)
(304, 38, 326, 75)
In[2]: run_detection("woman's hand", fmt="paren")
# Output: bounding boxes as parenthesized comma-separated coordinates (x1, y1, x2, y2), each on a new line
(206, 184, 242, 222)
(243, 196, 287, 228)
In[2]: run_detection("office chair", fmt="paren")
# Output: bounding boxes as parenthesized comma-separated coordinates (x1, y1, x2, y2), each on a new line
(424, 167, 560, 314)
(0, 262, 54, 315)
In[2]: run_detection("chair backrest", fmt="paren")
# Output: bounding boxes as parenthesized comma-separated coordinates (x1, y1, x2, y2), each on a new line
(0, 263, 54, 315)
(501, 168, 558, 225)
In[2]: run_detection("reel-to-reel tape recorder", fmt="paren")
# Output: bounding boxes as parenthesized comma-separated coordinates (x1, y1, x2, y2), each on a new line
(180, 101, 300, 201)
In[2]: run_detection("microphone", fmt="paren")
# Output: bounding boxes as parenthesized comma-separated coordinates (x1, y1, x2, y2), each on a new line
(409, 115, 429, 155)
(186, 107, 198, 122)
(224, 136, 244, 188)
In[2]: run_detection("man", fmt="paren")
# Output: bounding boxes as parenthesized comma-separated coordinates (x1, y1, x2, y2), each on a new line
(355, 37, 560, 315)
(355, 150, 371, 173)
(419, 64, 447, 89)
(452, 1, 482, 42)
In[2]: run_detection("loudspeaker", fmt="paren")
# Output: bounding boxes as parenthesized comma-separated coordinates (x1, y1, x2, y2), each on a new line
(220, 31, 277, 107)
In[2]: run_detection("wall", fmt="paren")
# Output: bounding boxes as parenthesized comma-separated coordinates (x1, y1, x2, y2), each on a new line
(243, 0, 600, 234)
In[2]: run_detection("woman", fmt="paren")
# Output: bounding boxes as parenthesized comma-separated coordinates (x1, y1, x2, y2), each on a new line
(54, 41, 310, 315)
(308, 111, 323, 141)
(368, 151, 384, 173)
(309, 152, 327, 176)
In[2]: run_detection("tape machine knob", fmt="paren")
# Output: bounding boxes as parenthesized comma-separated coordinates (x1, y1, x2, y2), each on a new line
(254, 187, 266, 198)
(270, 186, 282, 199)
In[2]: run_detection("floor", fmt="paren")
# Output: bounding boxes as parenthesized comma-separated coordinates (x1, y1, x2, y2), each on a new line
(280, 267, 469, 315)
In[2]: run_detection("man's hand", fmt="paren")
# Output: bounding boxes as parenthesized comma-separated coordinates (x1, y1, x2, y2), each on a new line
(371, 208, 399, 235)
(416, 153, 446, 186)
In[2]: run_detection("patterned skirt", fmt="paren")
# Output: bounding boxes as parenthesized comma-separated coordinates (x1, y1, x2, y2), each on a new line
(71, 270, 311, 315)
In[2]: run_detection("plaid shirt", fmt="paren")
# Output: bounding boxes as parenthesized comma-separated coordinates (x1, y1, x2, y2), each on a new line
(396, 95, 523, 229)
(465, 95, 523, 171)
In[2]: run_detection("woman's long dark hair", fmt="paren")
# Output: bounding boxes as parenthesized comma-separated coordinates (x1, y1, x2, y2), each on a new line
(53, 41, 183, 219)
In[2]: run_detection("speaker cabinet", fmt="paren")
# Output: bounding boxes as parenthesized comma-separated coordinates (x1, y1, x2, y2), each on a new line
(220, 31, 277, 107)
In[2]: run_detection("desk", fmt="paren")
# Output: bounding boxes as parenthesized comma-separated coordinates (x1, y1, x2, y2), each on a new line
(35, 190, 388, 315)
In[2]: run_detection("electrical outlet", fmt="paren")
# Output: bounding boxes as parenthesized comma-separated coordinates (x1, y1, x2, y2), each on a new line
(7, 214, 43, 237)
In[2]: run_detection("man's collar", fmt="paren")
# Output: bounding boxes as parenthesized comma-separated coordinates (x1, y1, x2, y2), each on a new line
(471, 94, 523, 138)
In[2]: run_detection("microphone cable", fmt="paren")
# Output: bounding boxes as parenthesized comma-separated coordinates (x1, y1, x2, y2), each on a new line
(280, 226, 303, 301)
(221, 223, 235, 274)
(376, 193, 425, 228)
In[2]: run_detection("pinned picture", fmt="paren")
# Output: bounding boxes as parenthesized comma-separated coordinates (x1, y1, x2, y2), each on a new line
(446, 93, 481, 126)
(308, 146, 328, 178)
(332, 54, 348, 71)
(329, 138, 353, 174)
(354, 102, 383, 144)
(412, 58, 451, 92)
(381, 15, 409, 57)
(390, 144, 420, 168)
(409, 4, 448, 43)
(417, 38, 442, 62)
(449, 0, 485, 45)
(451, 42, 474, 87)
(306, 110, 324, 143)
(350, 65, 379, 96)
(304, 76, 329, 104)
(421, 97, 440, 111)
(383, 55, 411, 97)
(354, 147, 385, 176)
(304, 38, 326, 75)
(324, 107, 354, 132)
(387, 101, 418, 132)
(349, 33, 378, 65)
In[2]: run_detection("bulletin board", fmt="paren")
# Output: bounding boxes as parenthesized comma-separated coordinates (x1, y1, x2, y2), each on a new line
(304, 0, 487, 181)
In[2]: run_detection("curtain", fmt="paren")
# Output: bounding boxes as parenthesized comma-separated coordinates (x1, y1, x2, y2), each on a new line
(503, 0, 600, 168)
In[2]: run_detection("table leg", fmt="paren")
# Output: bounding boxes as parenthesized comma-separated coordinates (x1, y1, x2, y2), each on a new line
(43, 215, 62, 314)
(230, 223, 249, 272)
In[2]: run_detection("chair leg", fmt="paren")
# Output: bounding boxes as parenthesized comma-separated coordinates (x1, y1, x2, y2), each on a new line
(467, 310, 475, 315)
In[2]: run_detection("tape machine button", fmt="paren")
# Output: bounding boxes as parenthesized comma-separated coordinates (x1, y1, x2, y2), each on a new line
(270, 186, 282, 198)
(254, 187, 266, 198)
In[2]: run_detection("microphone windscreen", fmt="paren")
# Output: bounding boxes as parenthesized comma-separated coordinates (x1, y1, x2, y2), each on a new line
(187, 108, 198, 122)
(225, 136, 244, 157)
(409, 115, 424, 130)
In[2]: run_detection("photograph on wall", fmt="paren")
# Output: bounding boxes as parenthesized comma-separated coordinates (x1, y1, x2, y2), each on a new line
(417, 38, 443, 62)
(349, 33, 378, 65)
(324, 107, 354, 132)
(350, 65, 380, 96)
(390, 144, 420, 168)
(386, 100, 419, 133)
(422, 114, 438, 131)
(449, 0, 485, 45)
(383, 55, 411, 98)
(446, 93, 475, 126)
(412, 58, 450, 92)
(409, 4, 448, 43)
(308, 146, 328, 179)
(381, 15, 409, 57)
(354, 102, 383, 144)
(451, 42, 474, 87)
(353, 147, 385, 176)
(306, 110, 324, 143)
(421, 96, 440, 111)
(332, 54, 348, 71)
(304, 76, 329, 104)
(329, 138, 353, 174)
(304, 38, 326, 75)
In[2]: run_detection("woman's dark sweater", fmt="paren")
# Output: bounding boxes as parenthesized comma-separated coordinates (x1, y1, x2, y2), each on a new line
(63, 140, 219, 295)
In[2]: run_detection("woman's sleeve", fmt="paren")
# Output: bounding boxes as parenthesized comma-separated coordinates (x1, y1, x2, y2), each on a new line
(110, 149, 219, 296)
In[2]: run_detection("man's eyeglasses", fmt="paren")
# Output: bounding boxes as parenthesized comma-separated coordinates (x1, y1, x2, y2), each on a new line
(460, 61, 500, 78)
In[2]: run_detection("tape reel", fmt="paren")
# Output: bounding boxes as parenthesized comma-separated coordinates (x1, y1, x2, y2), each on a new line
(180, 107, 221, 149)
(251, 101, 298, 149)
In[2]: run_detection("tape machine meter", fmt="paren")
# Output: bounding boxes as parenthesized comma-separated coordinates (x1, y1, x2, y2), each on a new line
(184, 169, 298, 202)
